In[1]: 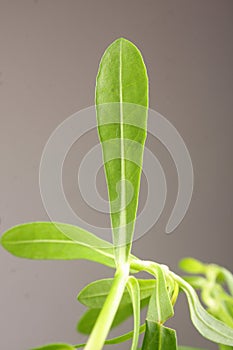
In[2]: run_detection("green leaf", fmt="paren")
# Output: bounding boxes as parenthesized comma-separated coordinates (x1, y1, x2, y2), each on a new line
(96, 37, 148, 265)
(147, 264, 174, 323)
(142, 266, 176, 349)
(77, 308, 100, 334)
(171, 272, 233, 346)
(77, 278, 155, 308)
(0, 222, 115, 268)
(180, 260, 233, 331)
(127, 276, 141, 350)
(77, 297, 149, 335)
(179, 258, 206, 274)
(141, 321, 177, 350)
(31, 344, 75, 350)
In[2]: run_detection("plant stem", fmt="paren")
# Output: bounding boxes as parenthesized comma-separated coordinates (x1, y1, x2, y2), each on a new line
(84, 263, 130, 350)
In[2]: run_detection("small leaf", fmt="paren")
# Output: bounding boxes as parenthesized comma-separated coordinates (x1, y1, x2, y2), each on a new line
(77, 278, 155, 308)
(179, 258, 206, 274)
(127, 276, 140, 350)
(31, 344, 75, 350)
(147, 265, 173, 323)
(141, 321, 177, 350)
(1, 222, 115, 268)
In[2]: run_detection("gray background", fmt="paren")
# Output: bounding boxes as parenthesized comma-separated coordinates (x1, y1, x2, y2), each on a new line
(0, 0, 233, 349)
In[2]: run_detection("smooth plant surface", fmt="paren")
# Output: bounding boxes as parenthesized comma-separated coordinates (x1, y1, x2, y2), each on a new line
(1, 38, 233, 350)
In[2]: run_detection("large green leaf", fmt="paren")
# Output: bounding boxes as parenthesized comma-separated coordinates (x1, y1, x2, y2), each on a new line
(171, 272, 233, 346)
(0, 222, 115, 268)
(77, 298, 149, 335)
(96, 37, 148, 265)
(141, 321, 177, 350)
(77, 278, 155, 308)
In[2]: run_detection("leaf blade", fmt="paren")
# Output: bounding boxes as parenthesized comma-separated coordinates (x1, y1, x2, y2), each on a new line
(77, 278, 155, 308)
(1, 222, 115, 268)
(96, 38, 148, 265)
(147, 265, 174, 323)
(171, 272, 233, 346)
(141, 321, 177, 350)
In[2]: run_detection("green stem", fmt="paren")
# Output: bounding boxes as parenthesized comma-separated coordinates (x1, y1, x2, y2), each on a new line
(84, 263, 130, 350)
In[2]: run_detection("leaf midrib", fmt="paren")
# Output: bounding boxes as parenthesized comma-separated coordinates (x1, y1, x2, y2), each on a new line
(119, 39, 126, 231)
(4, 239, 113, 259)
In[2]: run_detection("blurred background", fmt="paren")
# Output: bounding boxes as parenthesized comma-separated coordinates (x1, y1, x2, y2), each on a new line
(0, 1, 233, 349)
